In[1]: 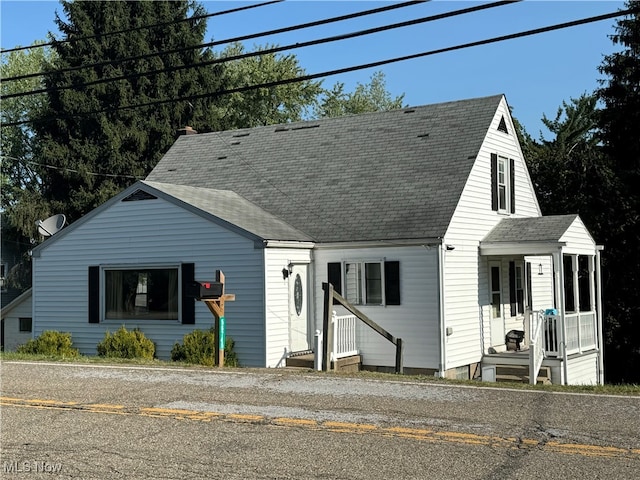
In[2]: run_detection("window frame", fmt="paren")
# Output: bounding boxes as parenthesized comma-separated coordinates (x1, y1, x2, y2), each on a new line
(491, 153, 516, 214)
(328, 260, 400, 306)
(19, 317, 32, 333)
(497, 155, 510, 213)
(101, 264, 181, 322)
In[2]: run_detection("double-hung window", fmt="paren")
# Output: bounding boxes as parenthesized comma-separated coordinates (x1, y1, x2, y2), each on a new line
(491, 153, 515, 214)
(328, 260, 400, 306)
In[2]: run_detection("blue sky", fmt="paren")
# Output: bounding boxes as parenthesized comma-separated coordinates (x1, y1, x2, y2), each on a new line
(0, 1, 626, 137)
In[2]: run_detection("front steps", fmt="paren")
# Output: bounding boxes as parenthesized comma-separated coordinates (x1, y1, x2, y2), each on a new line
(285, 353, 361, 372)
(493, 364, 552, 385)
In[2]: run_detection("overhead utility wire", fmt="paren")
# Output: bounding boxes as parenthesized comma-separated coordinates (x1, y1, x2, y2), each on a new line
(0, 0, 283, 55)
(0, 154, 141, 180)
(3, 7, 635, 129)
(2, 1, 423, 83)
(2, 1, 516, 101)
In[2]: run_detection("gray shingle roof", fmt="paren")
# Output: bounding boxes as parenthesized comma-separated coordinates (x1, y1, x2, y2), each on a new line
(142, 181, 312, 242)
(482, 215, 579, 244)
(147, 95, 504, 242)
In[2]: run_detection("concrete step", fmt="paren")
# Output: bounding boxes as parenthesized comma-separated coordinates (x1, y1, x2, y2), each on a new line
(285, 353, 361, 372)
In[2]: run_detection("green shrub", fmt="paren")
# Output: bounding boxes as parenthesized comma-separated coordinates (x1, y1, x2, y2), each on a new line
(171, 328, 238, 367)
(16, 331, 79, 357)
(97, 326, 155, 360)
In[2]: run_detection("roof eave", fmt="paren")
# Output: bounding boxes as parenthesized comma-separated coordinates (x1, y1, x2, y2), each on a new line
(479, 241, 567, 256)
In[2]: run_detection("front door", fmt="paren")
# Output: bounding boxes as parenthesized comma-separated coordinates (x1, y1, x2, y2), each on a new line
(489, 262, 505, 346)
(289, 263, 309, 352)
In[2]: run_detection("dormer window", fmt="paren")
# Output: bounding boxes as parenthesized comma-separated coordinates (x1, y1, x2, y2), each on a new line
(491, 153, 515, 214)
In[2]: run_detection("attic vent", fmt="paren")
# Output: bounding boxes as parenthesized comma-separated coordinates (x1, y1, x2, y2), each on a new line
(275, 127, 289, 132)
(232, 133, 250, 138)
(417, 133, 429, 138)
(404, 109, 416, 114)
(231, 141, 241, 145)
(497, 116, 509, 134)
(122, 189, 157, 202)
(217, 155, 228, 160)
(291, 124, 319, 131)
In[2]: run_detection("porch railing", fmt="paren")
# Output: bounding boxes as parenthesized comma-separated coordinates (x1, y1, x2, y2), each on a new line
(565, 312, 597, 355)
(529, 310, 546, 385)
(331, 311, 359, 361)
(544, 312, 597, 357)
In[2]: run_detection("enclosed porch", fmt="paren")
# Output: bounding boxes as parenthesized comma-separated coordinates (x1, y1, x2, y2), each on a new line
(479, 215, 604, 385)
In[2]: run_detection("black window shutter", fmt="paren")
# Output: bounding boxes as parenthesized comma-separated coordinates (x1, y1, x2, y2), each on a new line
(384, 261, 401, 305)
(509, 158, 516, 213)
(491, 153, 498, 211)
(509, 261, 517, 317)
(327, 262, 342, 295)
(182, 263, 195, 324)
(88, 266, 100, 323)
(526, 262, 532, 310)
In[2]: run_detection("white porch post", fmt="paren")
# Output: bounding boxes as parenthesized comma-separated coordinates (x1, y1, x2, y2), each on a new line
(553, 250, 569, 385)
(596, 247, 605, 384)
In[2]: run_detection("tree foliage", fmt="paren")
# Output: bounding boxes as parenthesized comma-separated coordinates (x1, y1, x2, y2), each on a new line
(212, 42, 323, 128)
(1, 45, 53, 211)
(595, 1, 640, 383)
(314, 71, 405, 118)
(21, 0, 224, 234)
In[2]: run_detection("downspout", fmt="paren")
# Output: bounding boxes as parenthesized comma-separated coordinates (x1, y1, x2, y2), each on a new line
(437, 242, 447, 378)
(596, 246, 605, 385)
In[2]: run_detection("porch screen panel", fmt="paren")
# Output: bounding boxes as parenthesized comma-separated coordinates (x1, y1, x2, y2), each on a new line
(578, 256, 591, 312)
(563, 255, 576, 312)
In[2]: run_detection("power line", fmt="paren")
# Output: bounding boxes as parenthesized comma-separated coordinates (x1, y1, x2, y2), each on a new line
(0, 0, 284, 55)
(1, 1, 423, 84)
(1, 1, 516, 101)
(2, 6, 636, 129)
(1, 155, 143, 180)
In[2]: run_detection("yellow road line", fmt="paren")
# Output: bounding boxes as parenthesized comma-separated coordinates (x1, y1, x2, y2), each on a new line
(2, 396, 639, 460)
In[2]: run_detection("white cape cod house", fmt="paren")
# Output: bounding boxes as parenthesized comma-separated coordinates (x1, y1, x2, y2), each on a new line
(30, 95, 604, 384)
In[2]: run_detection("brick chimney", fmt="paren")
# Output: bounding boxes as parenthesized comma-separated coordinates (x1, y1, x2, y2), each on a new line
(176, 126, 197, 138)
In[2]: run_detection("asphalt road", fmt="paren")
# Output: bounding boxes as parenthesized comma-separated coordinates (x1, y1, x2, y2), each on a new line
(1, 361, 639, 479)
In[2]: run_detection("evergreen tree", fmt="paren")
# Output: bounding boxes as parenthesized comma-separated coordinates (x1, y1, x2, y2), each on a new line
(596, 1, 640, 383)
(27, 0, 224, 229)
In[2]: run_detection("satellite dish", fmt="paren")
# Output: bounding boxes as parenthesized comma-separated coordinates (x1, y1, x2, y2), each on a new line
(36, 214, 66, 237)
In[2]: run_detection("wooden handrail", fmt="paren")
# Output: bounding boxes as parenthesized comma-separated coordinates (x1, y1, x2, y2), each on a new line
(322, 282, 403, 374)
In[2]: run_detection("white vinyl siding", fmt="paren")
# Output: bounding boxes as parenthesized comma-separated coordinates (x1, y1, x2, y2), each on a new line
(32, 195, 266, 366)
(264, 247, 312, 368)
(443, 97, 542, 369)
(560, 217, 597, 255)
(314, 246, 440, 371)
(566, 351, 599, 385)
